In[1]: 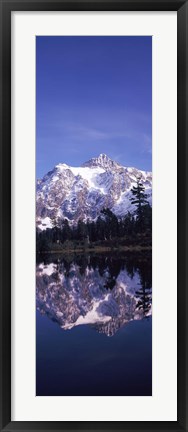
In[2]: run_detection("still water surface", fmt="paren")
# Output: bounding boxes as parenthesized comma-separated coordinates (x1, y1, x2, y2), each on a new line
(36, 252, 152, 396)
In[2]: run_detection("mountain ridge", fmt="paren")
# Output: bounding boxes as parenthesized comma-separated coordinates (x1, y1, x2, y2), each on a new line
(36, 154, 152, 231)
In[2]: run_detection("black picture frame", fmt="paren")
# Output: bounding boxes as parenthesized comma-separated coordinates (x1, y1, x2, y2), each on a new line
(0, 0, 187, 431)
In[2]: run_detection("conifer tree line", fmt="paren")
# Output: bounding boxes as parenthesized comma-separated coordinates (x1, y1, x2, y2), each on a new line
(36, 178, 152, 251)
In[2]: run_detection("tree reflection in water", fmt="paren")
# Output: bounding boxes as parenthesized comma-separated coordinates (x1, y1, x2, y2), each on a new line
(36, 252, 152, 337)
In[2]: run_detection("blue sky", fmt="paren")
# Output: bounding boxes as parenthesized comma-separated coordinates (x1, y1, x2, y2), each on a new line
(36, 36, 152, 178)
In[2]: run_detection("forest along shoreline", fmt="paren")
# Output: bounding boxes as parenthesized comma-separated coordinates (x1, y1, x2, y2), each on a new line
(36, 244, 151, 255)
(36, 178, 152, 254)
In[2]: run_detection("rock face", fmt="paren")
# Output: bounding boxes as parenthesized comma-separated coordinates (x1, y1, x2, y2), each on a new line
(82, 153, 122, 170)
(36, 258, 152, 337)
(36, 153, 152, 230)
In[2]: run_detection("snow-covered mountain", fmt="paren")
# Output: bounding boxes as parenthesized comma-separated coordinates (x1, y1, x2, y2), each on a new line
(36, 259, 152, 337)
(36, 153, 152, 230)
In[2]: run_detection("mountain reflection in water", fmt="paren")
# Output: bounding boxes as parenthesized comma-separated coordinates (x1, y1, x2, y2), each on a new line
(36, 253, 152, 337)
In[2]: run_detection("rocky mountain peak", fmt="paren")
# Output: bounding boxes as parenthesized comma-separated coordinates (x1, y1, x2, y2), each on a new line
(36, 154, 152, 231)
(82, 153, 121, 170)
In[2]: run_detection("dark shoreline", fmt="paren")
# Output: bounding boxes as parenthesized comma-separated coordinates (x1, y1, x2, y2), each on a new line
(36, 245, 152, 254)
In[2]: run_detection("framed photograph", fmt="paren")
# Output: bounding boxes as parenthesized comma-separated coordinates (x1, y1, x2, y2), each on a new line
(0, 0, 187, 431)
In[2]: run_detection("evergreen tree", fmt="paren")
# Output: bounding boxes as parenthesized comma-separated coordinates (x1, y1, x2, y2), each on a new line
(130, 177, 149, 231)
(135, 257, 152, 317)
(96, 216, 105, 240)
(89, 221, 97, 242)
(123, 212, 135, 236)
(141, 203, 152, 232)
(101, 208, 119, 239)
(62, 218, 72, 241)
(51, 216, 60, 242)
(77, 219, 88, 241)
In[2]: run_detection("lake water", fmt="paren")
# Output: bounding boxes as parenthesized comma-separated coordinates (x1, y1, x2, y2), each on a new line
(36, 252, 152, 396)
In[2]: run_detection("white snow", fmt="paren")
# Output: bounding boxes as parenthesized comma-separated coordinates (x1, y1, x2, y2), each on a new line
(56, 163, 69, 170)
(70, 166, 105, 190)
(38, 263, 56, 276)
(51, 176, 59, 182)
(63, 294, 111, 329)
(37, 217, 53, 231)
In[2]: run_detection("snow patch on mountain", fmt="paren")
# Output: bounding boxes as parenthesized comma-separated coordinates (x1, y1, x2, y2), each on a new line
(36, 154, 152, 228)
(70, 166, 105, 190)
